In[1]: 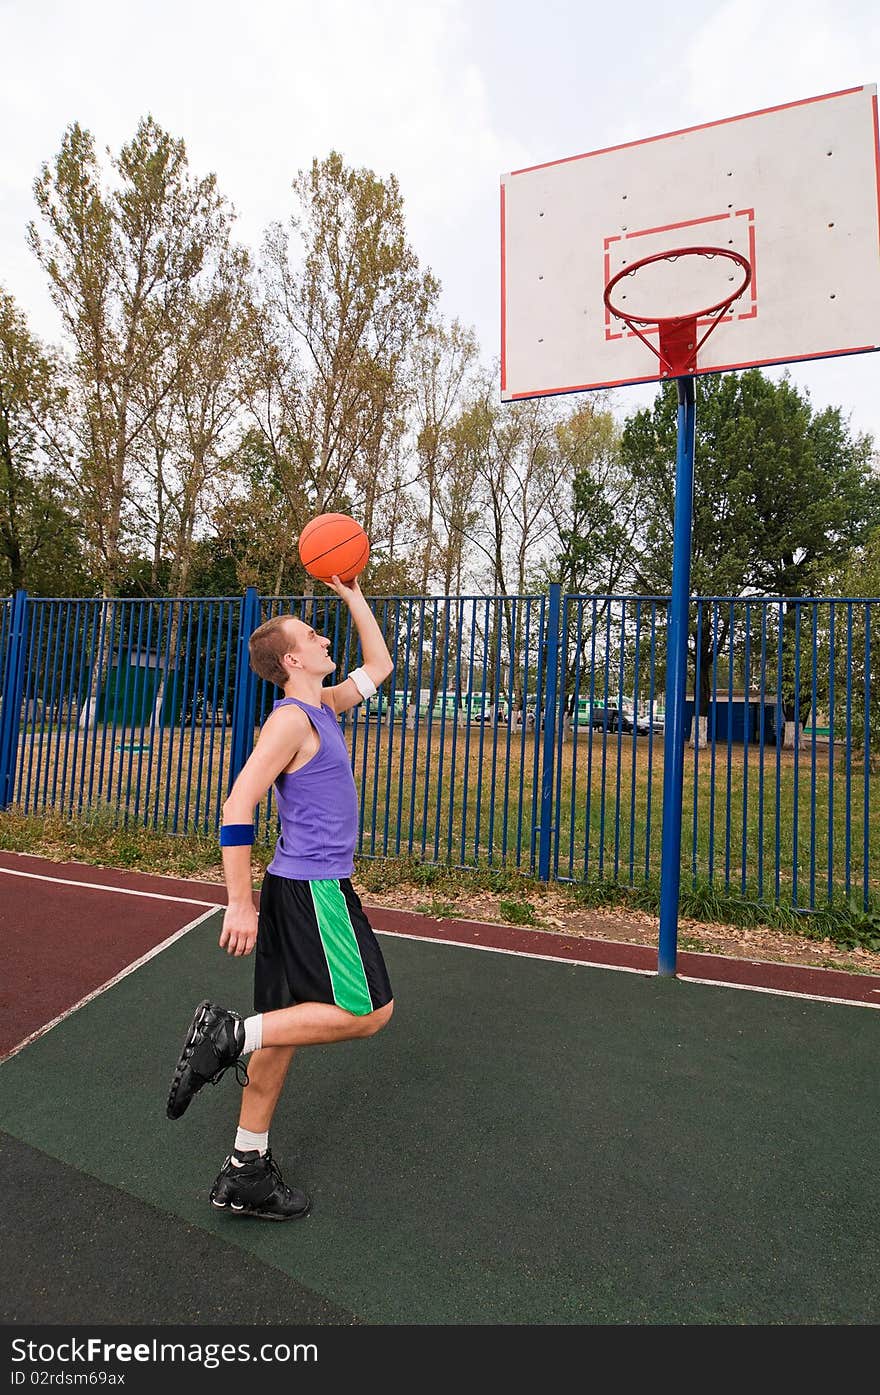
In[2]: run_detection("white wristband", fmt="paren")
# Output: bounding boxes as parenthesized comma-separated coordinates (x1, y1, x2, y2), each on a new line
(348, 666, 378, 700)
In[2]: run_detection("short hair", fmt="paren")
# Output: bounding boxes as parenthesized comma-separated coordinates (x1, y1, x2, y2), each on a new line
(248, 614, 296, 687)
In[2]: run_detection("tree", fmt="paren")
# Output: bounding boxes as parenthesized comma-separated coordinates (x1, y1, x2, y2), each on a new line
(622, 375, 756, 596)
(743, 376, 878, 592)
(442, 386, 566, 710)
(410, 318, 480, 594)
(411, 397, 487, 701)
(0, 287, 91, 595)
(620, 370, 878, 744)
(819, 526, 880, 762)
(545, 401, 639, 715)
(28, 117, 233, 598)
(550, 401, 636, 595)
(452, 386, 565, 601)
(209, 429, 305, 595)
(738, 373, 877, 743)
(622, 376, 755, 741)
(164, 247, 254, 598)
(248, 152, 439, 540)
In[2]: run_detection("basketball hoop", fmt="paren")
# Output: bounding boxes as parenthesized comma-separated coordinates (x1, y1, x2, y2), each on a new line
(603, 246, 752, 377)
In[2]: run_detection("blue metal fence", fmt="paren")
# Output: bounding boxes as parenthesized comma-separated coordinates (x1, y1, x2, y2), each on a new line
(0, 588, 877, 914)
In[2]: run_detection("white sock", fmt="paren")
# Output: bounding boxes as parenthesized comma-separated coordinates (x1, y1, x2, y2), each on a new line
(242, 1014, 263, 1055)
(232, 1126, 269, 1162)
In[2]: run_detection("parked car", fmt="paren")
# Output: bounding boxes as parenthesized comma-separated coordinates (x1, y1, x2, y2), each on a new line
(594, 704, 633, 733)
(574, 699, 633, 733)
(630, 706, 668, 733)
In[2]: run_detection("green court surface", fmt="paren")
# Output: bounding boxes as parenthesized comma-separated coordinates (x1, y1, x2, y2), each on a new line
(2, 912, 878, 1325)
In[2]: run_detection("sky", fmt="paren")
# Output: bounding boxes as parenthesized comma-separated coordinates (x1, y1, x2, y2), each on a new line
(2, 0, 880, 444)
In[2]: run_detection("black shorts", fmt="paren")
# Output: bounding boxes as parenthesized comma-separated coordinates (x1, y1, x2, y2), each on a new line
(254, 872, 393, 1017)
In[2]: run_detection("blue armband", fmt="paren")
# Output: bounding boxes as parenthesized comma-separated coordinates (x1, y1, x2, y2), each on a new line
(220, 823, 255, 847)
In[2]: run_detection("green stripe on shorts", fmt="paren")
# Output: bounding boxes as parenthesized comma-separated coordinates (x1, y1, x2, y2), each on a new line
(309, 879, 374, 1016)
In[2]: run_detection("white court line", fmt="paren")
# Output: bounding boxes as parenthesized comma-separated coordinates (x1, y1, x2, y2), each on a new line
(0, 905, 223, 1065)
(376, 929, 879, 1008)
(0, 849, 226, 895)
(2, 864, 871, 1013)
(0, 865, 222, 908)
(375, 928, 653, 975)
(677, 973, 879, 1009)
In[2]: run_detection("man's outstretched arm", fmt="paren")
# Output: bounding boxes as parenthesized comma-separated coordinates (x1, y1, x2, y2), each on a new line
(325, 574, 394, 715)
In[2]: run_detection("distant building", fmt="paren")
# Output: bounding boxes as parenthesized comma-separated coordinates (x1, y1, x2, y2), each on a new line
(683, 691, 827, 744)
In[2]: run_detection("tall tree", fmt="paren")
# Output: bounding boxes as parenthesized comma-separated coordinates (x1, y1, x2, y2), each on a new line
(456, 388, 565, 599)
(0, 287, 90, 594)
(250, 151, 439, 539)
(549, 401, 636, 596)
(453, 387, 566, 708)
(432, 398, 487, 596)
(209, 429, 304, 595)
(622, 375, 756, 741)
(410, 318, 479, 594)
(165, 246, 253, 598)
(831, 527, 880, 762)
(544, 400, 639, 715)
(745, 377, 878, 594)
(743, 376, 878, 743)
(621, 370, 878, 744)
(28, 117, 233, 597)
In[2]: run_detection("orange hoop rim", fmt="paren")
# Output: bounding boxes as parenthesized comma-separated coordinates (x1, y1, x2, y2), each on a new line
(604, 245, 752, 326)
(603, 245, 752, 376)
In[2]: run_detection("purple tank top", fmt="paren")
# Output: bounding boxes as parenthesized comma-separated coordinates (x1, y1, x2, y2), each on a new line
(267, 697, 359, 880)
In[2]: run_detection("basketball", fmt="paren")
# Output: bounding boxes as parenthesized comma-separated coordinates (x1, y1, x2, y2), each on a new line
(297, 513, 370, 583)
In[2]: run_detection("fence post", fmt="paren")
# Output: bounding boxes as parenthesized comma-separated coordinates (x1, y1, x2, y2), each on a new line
(0, 589, 29, 810)
(228, 587, 262, 794)
(538, 582, 562, 880)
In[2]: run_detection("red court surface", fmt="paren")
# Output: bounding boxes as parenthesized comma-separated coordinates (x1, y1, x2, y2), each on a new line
(1, 848, 878, 1060)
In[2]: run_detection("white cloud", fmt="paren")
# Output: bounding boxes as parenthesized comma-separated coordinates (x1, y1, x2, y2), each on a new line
(1, 0, 878, 442)
(684, 0, 879, 121)
(0, 1, 526, 319)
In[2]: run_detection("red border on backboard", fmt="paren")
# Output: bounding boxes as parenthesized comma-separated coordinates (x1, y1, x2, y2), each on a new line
(503, 344, 879, 400)
(500, 85, 879, 398)
(500, 182, 507, 393)
(873, 91, 880, 253)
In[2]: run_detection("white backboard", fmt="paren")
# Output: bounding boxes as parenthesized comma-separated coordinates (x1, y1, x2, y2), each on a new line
(500, 85, 880, 400)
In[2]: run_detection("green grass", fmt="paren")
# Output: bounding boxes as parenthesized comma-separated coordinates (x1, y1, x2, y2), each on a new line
(413, 897, 459, 919)
(564, 869, 880, 952)
(348, 722, 880, 910)
(498, 898, 539, 926)
(2, 804, 879, 957)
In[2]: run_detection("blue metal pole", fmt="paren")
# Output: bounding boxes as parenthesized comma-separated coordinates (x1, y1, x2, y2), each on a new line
(0, 589, 29, 809)
(658, 376, 696, 975)
(538, 581, 562, 880)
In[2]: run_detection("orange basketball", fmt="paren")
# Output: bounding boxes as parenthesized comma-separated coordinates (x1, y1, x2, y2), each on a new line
(297, 513, 370, 583)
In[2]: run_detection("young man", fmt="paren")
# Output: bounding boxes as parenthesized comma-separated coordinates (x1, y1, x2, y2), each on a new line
(166, 573, 395, 1221)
